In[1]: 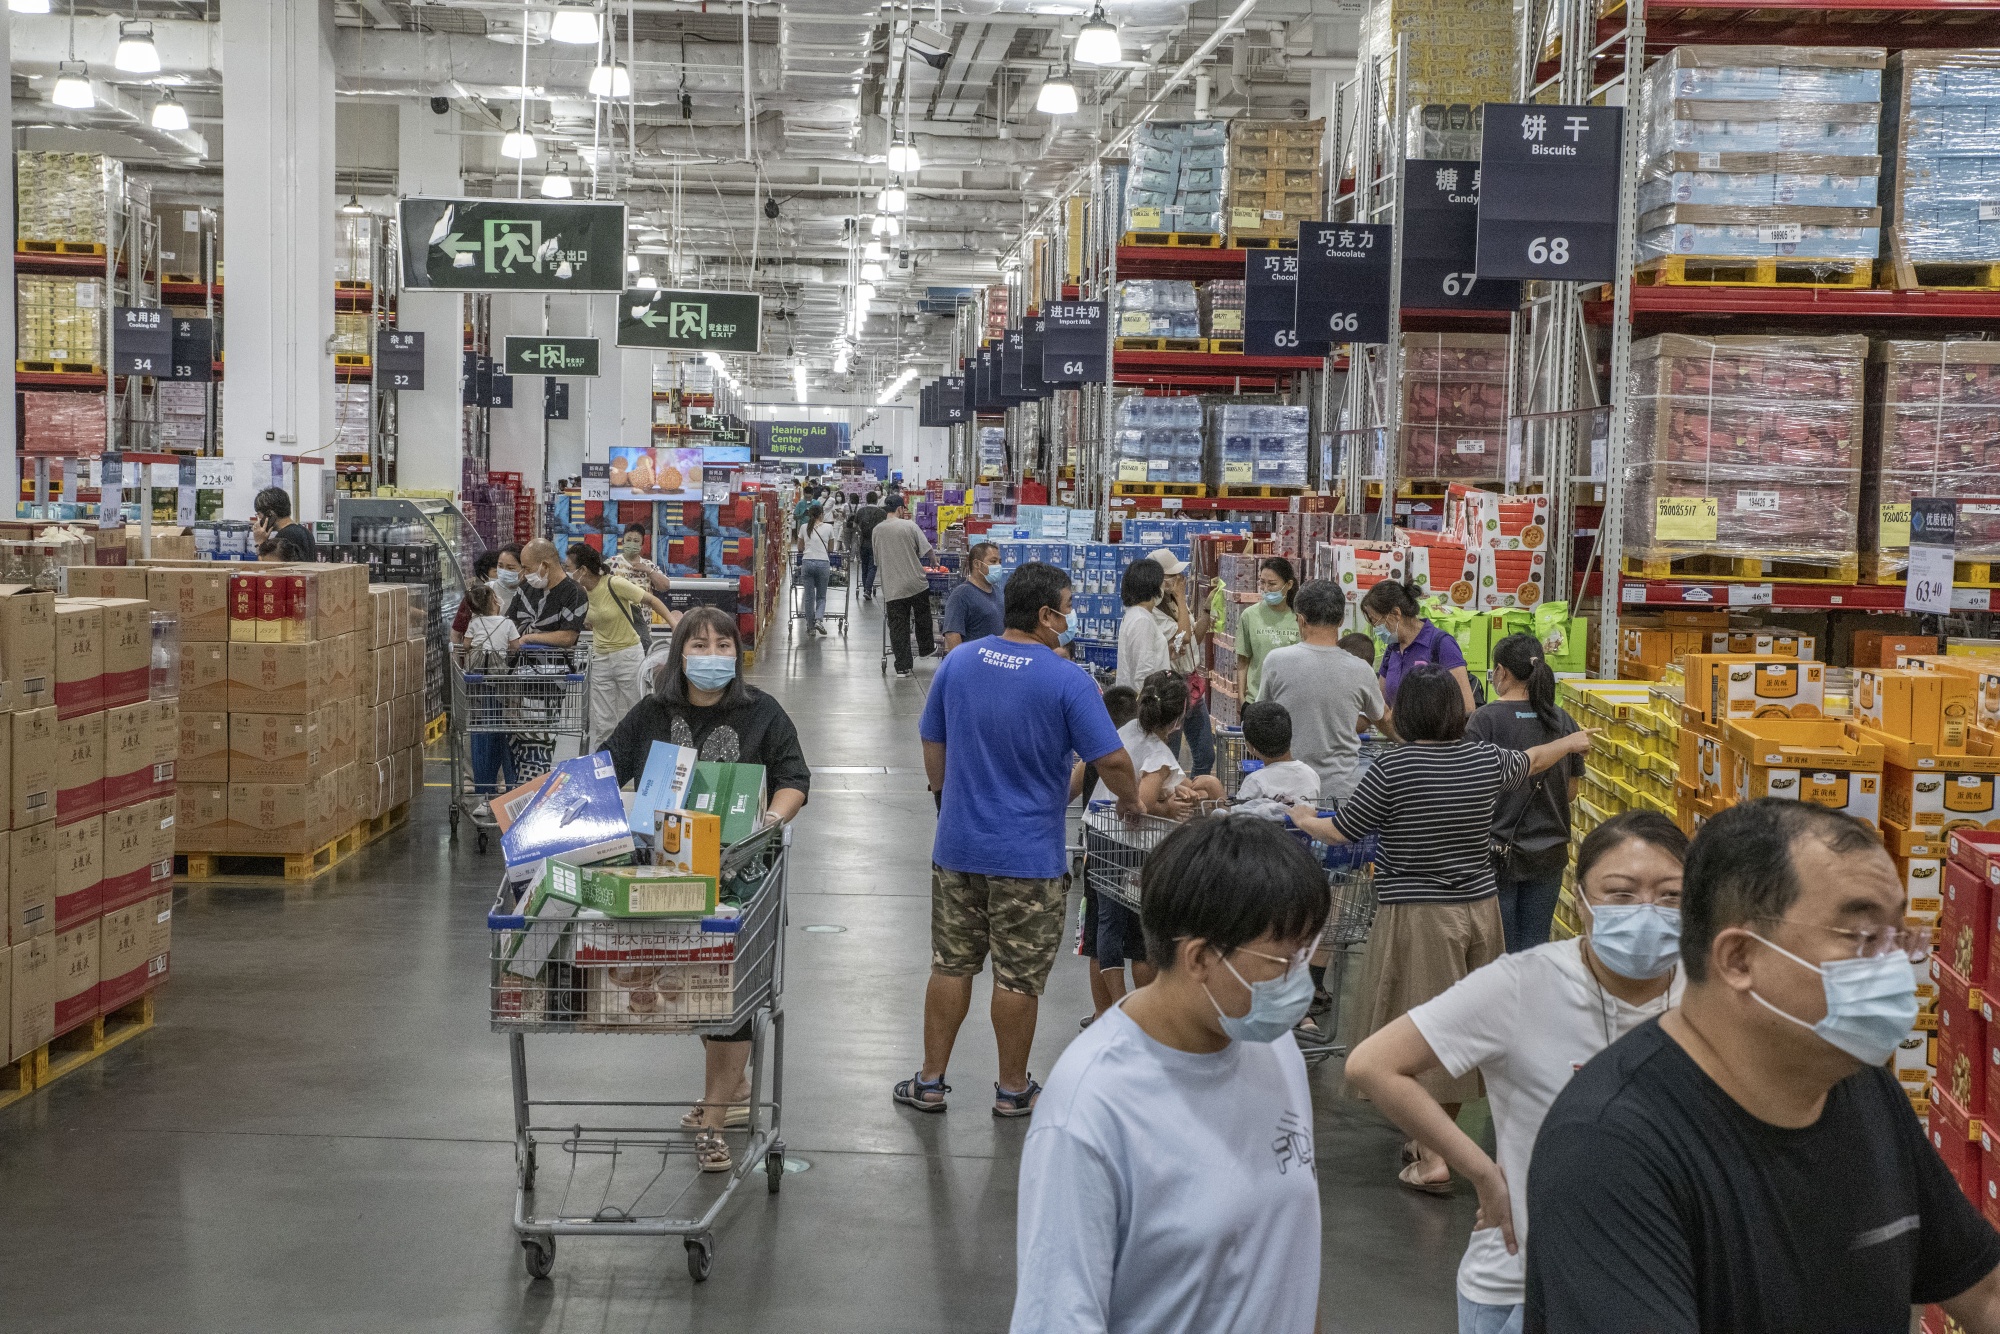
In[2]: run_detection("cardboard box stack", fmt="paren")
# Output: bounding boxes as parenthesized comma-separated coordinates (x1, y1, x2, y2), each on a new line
(1223, 119, 1324, 242)
(1882, 51, 2000, 287)
(325, 544, 448, 725)
(1622, 333, 1867, 571)
(1926, 831, 2000, 1188)
(16, 275, 105, 367)
(1444, 483, 1549, 609)
(1398, 333, 1510, 484)
(1861, 341, 2000, 578)
(2, 580, 175, 1069)
(15, 151, 124, 247)
(1359, 0, 1514, 106)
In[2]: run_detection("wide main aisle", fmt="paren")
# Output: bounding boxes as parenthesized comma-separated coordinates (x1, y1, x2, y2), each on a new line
(0, 597, 1473, 1334)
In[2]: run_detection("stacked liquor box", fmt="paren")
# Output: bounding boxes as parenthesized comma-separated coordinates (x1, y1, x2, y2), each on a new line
(1116, 280, 1201, 340)
(978, 425, 1007, 479)
(1113, 395, 1205, 485)
(156, 382, 209, 452)
(1215, 404, 1308, 489)
(20, 391, 107, 457)
(1622, 333, 1867, 569)
(1882, 51, 2000, 286)
(1399, 333, 1509, 483)
(332, 381, 371, 455)
(1201, 280, 1244, 342)
(1406, 104, 1485, 159)
(1223, 119, 1324, 241)
(15, 152, 123, 246)
(1123, 120, 1227, 236)
(1635, 46, 1885, 264)
(333, 312, 372, 358)
(1360, 0, 1514, 106)
(1863, 341, 2000, 578)
(16, 275, 104, 366)
(2, 579, 178, 1061)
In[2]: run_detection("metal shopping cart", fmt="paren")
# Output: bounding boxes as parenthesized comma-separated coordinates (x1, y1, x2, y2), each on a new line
(487, 823, 789, 1283)
(789, 550, 849, 637)
(1213, 726, 1250, 797)
(450, 645, 591, 854)
(878, 569, 950, 673)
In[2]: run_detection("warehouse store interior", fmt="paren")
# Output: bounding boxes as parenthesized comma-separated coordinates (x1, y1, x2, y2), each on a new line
(5, 0, 2000, 1331)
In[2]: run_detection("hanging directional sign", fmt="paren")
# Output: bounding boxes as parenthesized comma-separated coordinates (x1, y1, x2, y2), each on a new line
(1000, 327, 1027, 400)
(1021, 318, 1050, 401)
(1041, 299, 1107, 384)
(398, 198, 627, 292)
(170, 316, 214, 382)
(974, 345, 1004, 411)
(617, 288, 762, 353)
(487, 373, 515, 409)
(939, 375, 968, 424)
(545, 379, 570, 421)
(377, 329, 425, 390)
(1243, 250, 1329, 357)
(1405, 161, 1522, 312)
(1476, 104, 1623, 283)
(112, 307, 171, 376)
(1295, 223, 1394, 345)
(503, 335, 600, 377)
(462, 352, 490, 406)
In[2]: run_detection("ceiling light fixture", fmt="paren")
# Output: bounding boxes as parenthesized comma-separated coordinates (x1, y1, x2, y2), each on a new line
(792, 365, 809, 404)
(1036, 66, 1079, 115)
(887, 141, 921, 174)
(114, 20, 161, 74)
(548, 4, 602, 45)
(861, 262, 885, 282)
(634, 274, 659, 290)
(8, 0, 52, 13)
(1074, 5, 1123, 65)
(877, 369, 918, 405)
(880, 185, 908, 214)
(834, 348, 851, 376)
(500, 124, 539, 159)
(884, 215, 902, 238)
(150, 89, 189, 131)
(871, 215, 887, 237)
(626, 254, 641, 272)
(864, 241, 886, 261)
(588, 61, 632, 98)
(857, 282, 877, 301)
(340, 191, 367, 216)
(51, 61, 93, 110)
(539, 160, 574, 198)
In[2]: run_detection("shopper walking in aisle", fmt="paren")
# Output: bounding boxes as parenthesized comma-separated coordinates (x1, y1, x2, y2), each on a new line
(1468, 633, 1585, 953)
(605, 606, 810, 1174)
(565, 544, 677, 749)
(1258, 578, 1392, 805)
(1347, 812, 1688, 1333)
(845, 490, 888, 599)
(507, 539, 592, 777)
(1288, 666, 1592, 1192)
(795, 502, 838, 637)
(1011, 817, 1329, 1334)
(898, 562, 1142, 1117)
(251, 485, 317, 561)
(941, 541, 1005, 652)
(875, 497, 936, 677)
(1364, 579, 1477, 714)
(1114, 558, 1175, 688)
(1150, 548, 1214, 778)
(1235, 556, 1300, 704)
(1526, 800, 2000, 1333)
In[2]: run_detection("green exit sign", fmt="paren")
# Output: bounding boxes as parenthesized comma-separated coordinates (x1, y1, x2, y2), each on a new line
(502, 335, 600, 377)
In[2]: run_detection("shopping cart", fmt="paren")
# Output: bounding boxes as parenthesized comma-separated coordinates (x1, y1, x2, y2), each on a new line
(487, 822, 789, 1283)
(789, 550, 849, 638)
(449, 645, 591, 855)
(878, 572, 947, 673)
(1294, 832, 1379, 1068)
(1213, 726, 1250, 797)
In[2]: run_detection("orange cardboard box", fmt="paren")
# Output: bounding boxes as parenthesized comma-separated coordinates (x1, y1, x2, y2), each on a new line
(1858, 668, 1976, 753)
(145, 566, 230, 641)
(54, 710, 103, 825)
(50, 598, 103, 719)
(1858, 632, 1938, 669)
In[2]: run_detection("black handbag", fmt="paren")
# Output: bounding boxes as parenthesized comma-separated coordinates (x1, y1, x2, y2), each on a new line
(1491, 764, 1570, 878)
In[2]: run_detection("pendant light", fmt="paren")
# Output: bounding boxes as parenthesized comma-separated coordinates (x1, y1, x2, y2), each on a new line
(864, 240, 886, 261)
(539, 160, 574, 198)
(114, 21, 161, 74)
(52, 61, 93, 109)
(879, 184, 908, 214)
(588, 62, 632, 98)
(9, 1, 53, 14)
(548, 4, 602, 45)
(887, 141, 921, 174)
(861, 261, 885, 282)
(1036, 65, 1079, 115)
(1074, 6, 1122, 65)
(500, 117, 539, 159)
(151, 89, 189, 131)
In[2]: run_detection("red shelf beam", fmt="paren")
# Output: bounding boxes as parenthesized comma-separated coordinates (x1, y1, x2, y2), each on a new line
(1614, 575, 1923, 612)
(1589, 281, 2000, 324)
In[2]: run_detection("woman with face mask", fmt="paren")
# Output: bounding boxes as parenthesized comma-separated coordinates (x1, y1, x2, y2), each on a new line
(603, 606, 811, 1175)
(1011, 816, 1331, 1334)
(1363, 578, 1477, 716)
(1344, 811, 1688, 1334)
(1234, 556, 1301, 704)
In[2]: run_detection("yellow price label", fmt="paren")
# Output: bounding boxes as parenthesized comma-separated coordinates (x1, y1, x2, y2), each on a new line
(1230, 207, 1261, 231)
(1880, 502, 1911, 548)
(1130, 206, 1162, 229)
(1211, 309, 1243, 333)
(1223, 460, 1256, 483)
(1118, 311, 1153, 336)
(1655, 496, 1718, 542)
(1118, 459, 1151, 482)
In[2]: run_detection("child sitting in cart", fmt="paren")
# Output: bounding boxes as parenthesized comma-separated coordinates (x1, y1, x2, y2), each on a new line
(1230, 701, 1321, 814)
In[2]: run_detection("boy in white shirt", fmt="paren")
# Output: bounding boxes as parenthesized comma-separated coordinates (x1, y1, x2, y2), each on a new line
(1233, 701, 1322, 807)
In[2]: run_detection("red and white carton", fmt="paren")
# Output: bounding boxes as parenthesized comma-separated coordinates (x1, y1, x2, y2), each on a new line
(1936, 955, 1987, 1113)
(1446, 484, 1551, 552)
(1931, 1084, 1982, 1203)
(1952, 830, 2000, 889)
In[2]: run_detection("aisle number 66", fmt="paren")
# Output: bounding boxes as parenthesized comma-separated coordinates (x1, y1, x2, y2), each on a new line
(1528, 236, 1571, 265)
(1327, 312, 1359, 333)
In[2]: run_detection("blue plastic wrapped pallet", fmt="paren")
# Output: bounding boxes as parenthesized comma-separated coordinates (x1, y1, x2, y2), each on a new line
(1216, 404, 1310, 487)
(1882, 49, 2000, 285)
(1122, 120, 1228, 235)
(1116, 280, 1201, 340)
(1113, 394, 1206, 485)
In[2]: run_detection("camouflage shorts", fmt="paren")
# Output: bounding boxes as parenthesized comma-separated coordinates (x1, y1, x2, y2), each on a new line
(930, 865, 1069, 997)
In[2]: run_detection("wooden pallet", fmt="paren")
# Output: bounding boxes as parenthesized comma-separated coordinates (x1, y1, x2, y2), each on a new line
(1114, 336, 1206, 352)
(1621, 553, 1861, 584)
(17, 239, 106, 256)
(1228, 235, 1298, 251)
(1885, 259, 2000, 291)
(333, 280, 374, 293)
(17, 359, 103, 375)
(1111, 481, 1208, 497)
(1860, 552, 2000, 589)
(1218, 484, 1307, 498)
(424, 711, 448, 745)
(176, 800, 411, 883)
(1207, 337, 1245, 354)
(1120, 231, 1224, 249)
(0, 994, 155, 1113)
(1636, 256, 1873, 289)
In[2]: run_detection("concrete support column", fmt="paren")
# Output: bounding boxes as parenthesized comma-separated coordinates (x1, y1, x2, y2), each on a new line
(486, 293, 546, 483)
(620, 348, 654, 456)
(393, 99, 464, 495)
(220, 0, 336, 520)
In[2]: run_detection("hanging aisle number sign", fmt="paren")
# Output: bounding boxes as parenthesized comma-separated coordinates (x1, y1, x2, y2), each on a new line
(1404, 161, 1522, 311)
(1295, 223, 1394, 345)
(1041, 300, 1107, 384)
(376, 330, 426, 390)
(1476, 104, 1623, 283)
(113, 308, 170, 376)
(940, 375, 968, 423)
(1243, 250, 1328, 356)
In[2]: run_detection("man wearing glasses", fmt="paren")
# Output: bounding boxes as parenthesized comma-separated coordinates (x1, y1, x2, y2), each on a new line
(1526, 800, 2000, 1333)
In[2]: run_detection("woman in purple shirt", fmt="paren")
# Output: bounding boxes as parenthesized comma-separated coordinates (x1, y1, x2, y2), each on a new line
(1362, 580, 1476, 717)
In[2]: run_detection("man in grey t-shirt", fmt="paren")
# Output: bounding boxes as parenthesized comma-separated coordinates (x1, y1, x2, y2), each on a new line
(873, 499, 936, 676)
(1258, 579, 1390, 804)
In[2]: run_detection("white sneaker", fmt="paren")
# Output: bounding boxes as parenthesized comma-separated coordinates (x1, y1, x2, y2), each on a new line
(895, 668, 912, 678)
(472, 800, 492, 820)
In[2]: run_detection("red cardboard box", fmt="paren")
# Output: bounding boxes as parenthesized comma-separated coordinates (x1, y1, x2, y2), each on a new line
(1934, 1086, 1983, 1201)
(1955, 830, 2000, 889)
(1944, 861, 1991, 983)
(1937, 956, 1987, 1112)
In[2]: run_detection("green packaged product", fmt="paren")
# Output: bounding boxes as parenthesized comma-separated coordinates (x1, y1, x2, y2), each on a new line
(687, 761, 768, 845)
(541, 854, 720, 917)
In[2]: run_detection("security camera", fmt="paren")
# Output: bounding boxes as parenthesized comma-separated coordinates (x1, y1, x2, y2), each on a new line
(909, 21, 952, 69)
(430, 96, 450, 115)
(763, 197, 781, 220)
(896, 250, 912, 271)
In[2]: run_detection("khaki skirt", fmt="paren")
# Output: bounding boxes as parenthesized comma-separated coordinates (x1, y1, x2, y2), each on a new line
(1347, 896, 1505, 1103)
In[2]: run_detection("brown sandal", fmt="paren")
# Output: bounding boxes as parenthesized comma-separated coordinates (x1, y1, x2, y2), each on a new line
(695, 1131, 733, 1173)
(1397, 1160, 1453, 1196)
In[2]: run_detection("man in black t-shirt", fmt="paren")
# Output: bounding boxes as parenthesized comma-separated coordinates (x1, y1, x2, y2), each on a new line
(845, 490, 889, 600)
(253, 486, 317, 562)
(1527, 799, 2000, 1334)
(510, 538, 587, 648)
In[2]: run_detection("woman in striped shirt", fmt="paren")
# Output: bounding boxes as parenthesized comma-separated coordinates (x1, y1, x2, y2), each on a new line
(1290, 665, 1592, 1193)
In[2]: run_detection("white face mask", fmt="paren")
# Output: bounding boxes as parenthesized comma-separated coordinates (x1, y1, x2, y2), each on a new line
(526, 571, 549, 590)
(1746, 932, 1920, 1068)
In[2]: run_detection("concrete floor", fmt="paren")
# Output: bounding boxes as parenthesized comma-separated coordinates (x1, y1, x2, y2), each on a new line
(0, 590, 1478, 1333)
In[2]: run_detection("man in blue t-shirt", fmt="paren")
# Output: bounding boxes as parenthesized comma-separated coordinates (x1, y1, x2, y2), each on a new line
(897, 563, 1141, 1119)
(940, 541, 1006, 654)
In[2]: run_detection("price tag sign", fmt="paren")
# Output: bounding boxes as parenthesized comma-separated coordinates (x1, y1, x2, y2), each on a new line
(195, 458, 234, 488)
(1403, 161, 1521, 312)
(1243, 250, 1328, 356)
(377, 329, 426, 391)
(170, 317, 214, 382)
(1296, 223, 1394, 345)
(1477, 104, 1624, 282)
(1728, 583, 1775, 607)
(1041, 300, 1107, 384)
(1905, 497, 1958, 615)
(1655, 496, 1718, 542)
(113, 308, 171, 376)
(1880, 502, 1912, 548)
(580, 462, 611, 501)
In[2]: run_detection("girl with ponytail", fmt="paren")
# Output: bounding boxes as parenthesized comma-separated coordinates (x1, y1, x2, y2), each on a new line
(1466, 632, 1586, 952)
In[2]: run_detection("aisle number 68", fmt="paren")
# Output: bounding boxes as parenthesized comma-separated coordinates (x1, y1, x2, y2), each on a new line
(1527, 236, 1571, 265)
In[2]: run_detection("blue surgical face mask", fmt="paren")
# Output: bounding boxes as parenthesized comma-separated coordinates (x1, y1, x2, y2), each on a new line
(1261, 589, 1285, 607)
(1585, 901, 1682, 980)
(1206, 954, 1315, 1043)
(1747, 933, 1919, 1067)
(985, 563, 1005, 587)
(496, 568, 521, 588)
(684, 652, 738, 691)
(1058, 608, 1079, 646)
